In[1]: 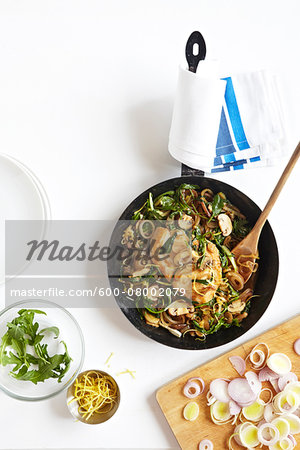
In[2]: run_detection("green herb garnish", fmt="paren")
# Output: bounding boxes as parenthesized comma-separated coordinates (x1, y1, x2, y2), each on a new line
(208, 193, 225, 222)
(0, 309, 72, 384)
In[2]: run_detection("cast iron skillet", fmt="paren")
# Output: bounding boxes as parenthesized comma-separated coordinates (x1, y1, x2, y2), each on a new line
(108, 165, 279, 349)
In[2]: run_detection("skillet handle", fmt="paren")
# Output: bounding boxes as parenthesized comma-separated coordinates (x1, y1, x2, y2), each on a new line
(181, 163, 205, 177)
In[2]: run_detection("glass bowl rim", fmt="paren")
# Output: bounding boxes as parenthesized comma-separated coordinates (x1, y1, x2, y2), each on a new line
(0, 298, 85, 401)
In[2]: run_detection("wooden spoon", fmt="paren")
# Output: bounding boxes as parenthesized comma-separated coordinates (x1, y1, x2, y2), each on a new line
(232, 142, 300, 282)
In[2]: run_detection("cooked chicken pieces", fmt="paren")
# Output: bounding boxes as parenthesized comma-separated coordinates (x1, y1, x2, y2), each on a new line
(151, 227, 192, 281)
(150, 227, 222, 303)
(172, 241, 222, 304)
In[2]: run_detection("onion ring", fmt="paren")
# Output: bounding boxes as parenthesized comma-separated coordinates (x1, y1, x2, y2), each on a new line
(264, 403, 277, 422)
(198, 439, 213, 450)
(259, 366, 280, 382)
(293, 338, 300, 356)
(228, 378, 257, 405)
(229, 400, 241, 416)
(245, 371, 262, 395)
(258, 387, 273, 405)
(183, 380, 201, 399)
(229, 355, 246, 376)
(209, 379, 230, 403)
(288, 434, 297, 446)
(257, 422, 280, 446)
(278, 373, 298, 392)
(246, 342, 270, 370)
(270, 378, 280, 393)
(206, 390, 217, 406)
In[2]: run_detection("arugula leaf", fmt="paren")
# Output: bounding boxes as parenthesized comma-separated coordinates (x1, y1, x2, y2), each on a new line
(212, 194, 224, 215)
(7, 323, 26, 341)
(233, 217, 250, 238)
(154, 194, 175, 211)
(33, 334, 44, 345)
(208, 194, 224, 222)
(175, 184, 199, 211)
(2, 351, 23, 370)
(11, 338, 25, 359)
(57, 341, 72, 382)
(0, 333, 10, 365)
(159, 232, 178, 255)
(194, 279, 209, 285)
(39, 326, 59, 339)
(34, 343, 50, 365)
(25, 353, 40, 365)
(0, 309, 71, 384)
(17, 309, 46, 316)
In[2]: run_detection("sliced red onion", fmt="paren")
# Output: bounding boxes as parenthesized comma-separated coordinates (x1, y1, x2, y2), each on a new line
(245, 371, 262, 395)
(288, 434, 297, 446)
(259, 366, 280, 382)
(206, 390, 217, 406)
(188, 377, 205, 391)
(229, 400, 241, 416)
(246, 342, 270, 371)
(278, 373, 298, 391)
(294, 338, 300, 355)
(257, 422, 280, 446)
(183, 377, 205, 399)
(250, 349, 266, 367)
(270, 378, 280, 393)
(229, 355, 246, 376)
(199, 439, 213, 450)
(184, 380, 201, 398)
(233, 424, 243, 446)
(209, 379, 230, 403)
(257, 419, 266, 427)
(237, 398, 258, 408)
(228, 378, 257, 405)
(294, 407, 300, 418)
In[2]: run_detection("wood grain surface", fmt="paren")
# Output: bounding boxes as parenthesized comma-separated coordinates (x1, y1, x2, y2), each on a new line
(156, 315, 300, 450)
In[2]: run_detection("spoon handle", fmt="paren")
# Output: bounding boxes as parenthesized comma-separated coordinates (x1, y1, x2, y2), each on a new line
(253, 142, 300, 234)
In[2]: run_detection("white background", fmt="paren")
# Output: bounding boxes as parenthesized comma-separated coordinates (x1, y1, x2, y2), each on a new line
(0, 1, 299, 449)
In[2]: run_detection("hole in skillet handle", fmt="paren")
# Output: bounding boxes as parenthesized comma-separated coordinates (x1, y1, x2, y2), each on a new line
(185, 30, 206, 73)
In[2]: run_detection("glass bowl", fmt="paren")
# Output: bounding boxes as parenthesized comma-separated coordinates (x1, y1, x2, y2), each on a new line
(67, 370, 120, 424)
(0, 300, 85, 401)
(0, 153, 51, 285)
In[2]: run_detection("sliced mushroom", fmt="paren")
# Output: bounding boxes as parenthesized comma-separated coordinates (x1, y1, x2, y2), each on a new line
(228, 299, 245, 314)
(168, 300, 194, 316)
(178, 214, 193, 230)
(173, 249, 192, 266)
(224, 311, 233, 324)
(218, 213, 233, 236)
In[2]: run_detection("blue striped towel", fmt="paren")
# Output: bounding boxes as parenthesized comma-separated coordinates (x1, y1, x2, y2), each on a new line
(212, 72, 286, 172)
(169, 68, 287, 173)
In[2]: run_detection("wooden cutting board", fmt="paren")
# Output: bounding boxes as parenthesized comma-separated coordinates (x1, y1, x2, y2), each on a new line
(156, 315, 300, 450)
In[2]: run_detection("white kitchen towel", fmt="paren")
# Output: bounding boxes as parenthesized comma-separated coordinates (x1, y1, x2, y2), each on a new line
(168, 63, 226, 170)
(168, 66, 288, 172)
